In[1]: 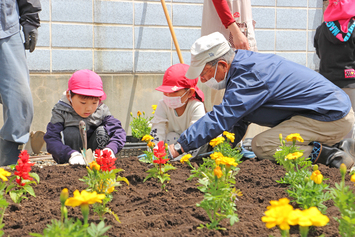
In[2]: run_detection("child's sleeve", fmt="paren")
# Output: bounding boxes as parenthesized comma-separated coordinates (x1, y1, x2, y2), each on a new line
(189, 102, 206, 127)
(150, 100, 168, 143)
(212, 0, 236, 29)
(314, 25, 321, 58)
(44, 122, 77, 164)
(103, 115, 126, 154)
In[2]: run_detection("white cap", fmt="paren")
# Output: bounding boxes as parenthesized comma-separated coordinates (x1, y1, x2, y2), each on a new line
(185, 32, 231, 79)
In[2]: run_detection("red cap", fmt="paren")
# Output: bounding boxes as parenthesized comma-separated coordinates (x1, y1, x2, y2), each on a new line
(67, 69, 106, 101)
(155, 63, 204, 102)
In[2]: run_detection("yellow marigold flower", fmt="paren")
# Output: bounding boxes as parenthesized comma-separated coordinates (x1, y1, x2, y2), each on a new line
(214, 166, 223, 178)
(180, 154, 192, 164)
(351, 174, 355, 183)
(220, 157, 238, 167)
(89, 161, 100, 171)
(288, 207, 329, 227)
(147, 141, 155, 148)
(267, 197, 290, 210)
(137, 111, 142, 117)
(285, 152, 303, 160)
(310, 170, 323, 184)
(209, 137, 225, 148)
(223, 131, 235, 143)
(151, 104, 157, 110)
(142, 135, 154, 142)
(285, 133, 304, 143)
(152, 111, 155, 114)
(210, 152, 223, 160)
(262, 201, 294, 230)
(65, 190, 105, 207)
(0, 168, 11, 181)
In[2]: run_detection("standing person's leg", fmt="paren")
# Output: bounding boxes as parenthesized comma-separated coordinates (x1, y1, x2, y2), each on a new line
(342, 88, 355, 139)
(252, 109, 354, 162)
(0, 32, 34, 165)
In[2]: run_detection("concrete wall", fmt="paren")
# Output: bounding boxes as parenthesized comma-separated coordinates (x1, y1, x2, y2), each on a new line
(0, 0, 324, 136)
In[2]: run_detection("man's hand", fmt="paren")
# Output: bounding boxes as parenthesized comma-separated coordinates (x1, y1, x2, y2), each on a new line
(22, 24, 38, 53)
(168, 143, 184, 159)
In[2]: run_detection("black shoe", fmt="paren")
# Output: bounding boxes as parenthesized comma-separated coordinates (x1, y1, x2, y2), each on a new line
(310, 141, 354, 169)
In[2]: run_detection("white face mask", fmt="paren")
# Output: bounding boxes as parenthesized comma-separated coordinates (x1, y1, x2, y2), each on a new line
(163, 89, 190, 109)
(204, 64, 227, 90)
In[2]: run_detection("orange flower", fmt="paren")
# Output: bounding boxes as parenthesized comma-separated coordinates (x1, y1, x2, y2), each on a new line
(214, 166, 223, 178)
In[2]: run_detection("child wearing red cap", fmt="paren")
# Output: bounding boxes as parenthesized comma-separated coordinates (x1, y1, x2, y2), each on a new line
(314, 0, 355, 138)
(44, 69, 126, 164)
(150, 63, 206, 160)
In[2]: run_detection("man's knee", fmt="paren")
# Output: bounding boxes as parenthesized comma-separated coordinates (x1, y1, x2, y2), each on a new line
(251, 135, 276, 160)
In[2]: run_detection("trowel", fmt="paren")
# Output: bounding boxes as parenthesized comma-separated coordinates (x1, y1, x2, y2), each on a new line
(79, 120, 94, 165)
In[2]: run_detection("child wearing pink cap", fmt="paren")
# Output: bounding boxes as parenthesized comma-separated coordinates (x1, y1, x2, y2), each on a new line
(149, 63, 206, 160)
(314, 0, 355, 138)
(44, 69, 126, 164)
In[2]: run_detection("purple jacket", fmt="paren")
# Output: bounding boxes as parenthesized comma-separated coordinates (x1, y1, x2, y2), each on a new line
(44, 95, 126, 163)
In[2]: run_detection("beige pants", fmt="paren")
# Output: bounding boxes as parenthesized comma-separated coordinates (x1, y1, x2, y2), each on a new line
(251, 108, 355, 160)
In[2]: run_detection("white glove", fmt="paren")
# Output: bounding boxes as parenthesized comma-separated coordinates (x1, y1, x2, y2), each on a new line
(103, 148, 115, 158)
(69, 152, 86, 165)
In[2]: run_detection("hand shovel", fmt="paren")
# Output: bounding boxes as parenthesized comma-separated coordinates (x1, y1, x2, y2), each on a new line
(79, 120, 94, 165)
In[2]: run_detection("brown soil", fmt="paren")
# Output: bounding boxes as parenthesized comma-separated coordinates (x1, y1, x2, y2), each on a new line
(3, 156, 354, 237)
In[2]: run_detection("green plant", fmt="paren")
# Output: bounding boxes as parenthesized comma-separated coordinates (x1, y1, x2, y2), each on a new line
(274, 134, 331, 212)
(80, 149, 129, 222)
(129, 109, 154, 139)
(6, 150, 40, 203)
(143, 141, 176, 191)
(31, 189, 111, 237)
(286, 167, 331, 213)
(181, 132, 242, 230)
(0, 168, 10, 237)
(331, 164, 355, 237)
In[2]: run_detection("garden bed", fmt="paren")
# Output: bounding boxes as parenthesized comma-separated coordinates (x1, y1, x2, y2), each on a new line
(3, 156, 353, 236)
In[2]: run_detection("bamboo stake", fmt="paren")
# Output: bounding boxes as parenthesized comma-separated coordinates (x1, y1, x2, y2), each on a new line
(160, 0, 184, 64)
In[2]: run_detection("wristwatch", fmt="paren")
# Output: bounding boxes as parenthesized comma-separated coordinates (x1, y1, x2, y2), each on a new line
(174, 143, 183, 155)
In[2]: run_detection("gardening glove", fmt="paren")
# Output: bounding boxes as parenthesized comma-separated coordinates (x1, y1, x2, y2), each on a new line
(102, 148, 115, 158)
(69, 152, 86, 165)
(22, 24, 38, 53)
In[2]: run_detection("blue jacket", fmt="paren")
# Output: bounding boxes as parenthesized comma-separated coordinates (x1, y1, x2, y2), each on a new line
(177, 50, 351, 152)
(0, 0, 41, 39)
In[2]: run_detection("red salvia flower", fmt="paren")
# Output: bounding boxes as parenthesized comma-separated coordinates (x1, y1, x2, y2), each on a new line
(14, 150, 34, 186)
(95, 149, 117, 172)
(153, 157, 169, 165)
(153, 141, 166, 159)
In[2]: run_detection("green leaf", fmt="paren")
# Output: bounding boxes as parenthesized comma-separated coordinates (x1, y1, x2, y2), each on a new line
(24, 185, 36, 197)
(29, 172, 40, 184)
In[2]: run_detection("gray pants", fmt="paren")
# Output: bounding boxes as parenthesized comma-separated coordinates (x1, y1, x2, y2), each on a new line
(63, 126, 110, 152)
(0, 32, 33, 144)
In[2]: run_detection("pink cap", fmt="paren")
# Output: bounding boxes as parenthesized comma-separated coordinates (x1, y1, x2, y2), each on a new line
(67, 69, 106, 101)
(155, 64, 204, 102)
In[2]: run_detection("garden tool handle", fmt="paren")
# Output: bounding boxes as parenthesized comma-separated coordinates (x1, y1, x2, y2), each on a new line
(79, 121, 87, 151)
(160, 0, 184, 64)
